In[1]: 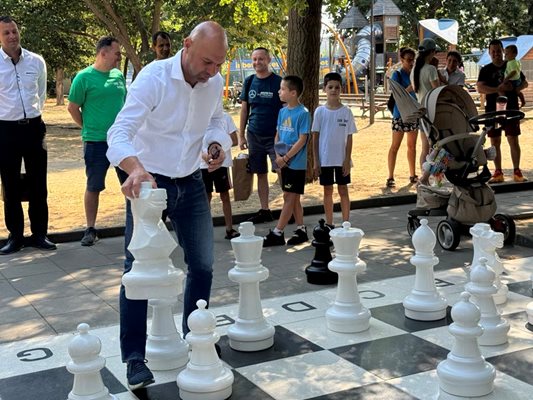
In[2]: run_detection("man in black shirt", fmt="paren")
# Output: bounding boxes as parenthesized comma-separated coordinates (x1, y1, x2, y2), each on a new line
(477, 39, 528, 183)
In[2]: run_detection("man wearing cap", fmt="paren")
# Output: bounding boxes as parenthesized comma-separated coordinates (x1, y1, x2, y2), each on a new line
(0, 16, 56, 255)
(477, 39, 528, 183)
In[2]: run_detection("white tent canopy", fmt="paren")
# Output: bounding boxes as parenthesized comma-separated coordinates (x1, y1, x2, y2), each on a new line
(418, 19, 459, 45)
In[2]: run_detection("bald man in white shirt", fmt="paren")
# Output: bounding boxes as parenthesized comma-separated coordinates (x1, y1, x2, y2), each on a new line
(107, 21, 232, 390)
(0, 16, 56, 255)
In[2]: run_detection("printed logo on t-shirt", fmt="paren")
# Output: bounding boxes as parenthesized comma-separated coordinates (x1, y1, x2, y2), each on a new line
(249, 90, 257, 99)
(337, 118, 348, 127)
(258, 91, 274, 99)
(281, 116, 292, 129)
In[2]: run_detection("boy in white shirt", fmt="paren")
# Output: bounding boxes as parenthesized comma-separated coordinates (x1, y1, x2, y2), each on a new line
(201, 112, 239, 239)
(312, 72, 357, 227)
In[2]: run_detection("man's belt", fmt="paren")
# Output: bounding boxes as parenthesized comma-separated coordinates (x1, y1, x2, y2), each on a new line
(0, 116, 41, 125)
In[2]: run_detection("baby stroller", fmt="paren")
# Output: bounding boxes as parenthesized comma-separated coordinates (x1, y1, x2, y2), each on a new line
(390, 82, 524, 250)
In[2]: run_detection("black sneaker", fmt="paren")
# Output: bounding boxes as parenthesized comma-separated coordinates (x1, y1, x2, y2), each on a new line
(247, 209, 274, 224)
(126, 359, 155, 390)
(263, 230, 285, 247)
(81, 227, 98, 246)
(287, 227, 309, 245)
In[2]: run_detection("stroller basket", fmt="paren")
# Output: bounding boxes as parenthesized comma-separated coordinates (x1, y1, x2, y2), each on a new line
(416, 185, 451, 210)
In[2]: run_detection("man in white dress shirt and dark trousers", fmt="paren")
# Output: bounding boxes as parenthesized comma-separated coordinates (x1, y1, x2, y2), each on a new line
(107, 21, 232, 390)
(0, 16, 56, 255)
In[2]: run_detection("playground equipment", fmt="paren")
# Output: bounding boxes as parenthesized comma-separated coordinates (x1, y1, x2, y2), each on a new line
(336, 0, 402, 94)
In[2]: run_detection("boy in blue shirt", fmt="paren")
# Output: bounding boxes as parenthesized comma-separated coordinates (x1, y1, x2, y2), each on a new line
(263, 75, 311, 246)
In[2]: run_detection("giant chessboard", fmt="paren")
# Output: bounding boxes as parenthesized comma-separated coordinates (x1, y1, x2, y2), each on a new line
(1, 256, 532, 400)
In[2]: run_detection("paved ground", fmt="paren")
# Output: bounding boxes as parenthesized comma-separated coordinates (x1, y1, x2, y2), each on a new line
(1, 189, 533, 344)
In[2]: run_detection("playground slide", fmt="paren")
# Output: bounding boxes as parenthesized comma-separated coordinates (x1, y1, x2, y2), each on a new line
(351, 23, 383, 76)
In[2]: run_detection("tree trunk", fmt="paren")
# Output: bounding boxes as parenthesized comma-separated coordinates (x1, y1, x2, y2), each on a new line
(55, 68, 65, 105)
(287, 0, 322, 182)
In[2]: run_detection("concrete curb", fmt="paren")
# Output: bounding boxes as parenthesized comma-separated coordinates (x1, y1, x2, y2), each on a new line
(39, 180, 533, 244)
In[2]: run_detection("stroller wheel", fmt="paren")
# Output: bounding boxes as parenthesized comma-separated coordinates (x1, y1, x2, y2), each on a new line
(407, 217, 421, 237)
(437, 219, 461, 251)
(491, 213, 516, 245)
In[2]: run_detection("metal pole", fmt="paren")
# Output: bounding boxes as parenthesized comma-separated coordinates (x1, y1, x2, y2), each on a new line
(369, 1, 375, 124)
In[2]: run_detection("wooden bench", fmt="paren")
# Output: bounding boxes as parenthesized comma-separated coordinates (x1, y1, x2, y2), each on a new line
(318, 93, 391, 118)
(360, 94, 390, 118)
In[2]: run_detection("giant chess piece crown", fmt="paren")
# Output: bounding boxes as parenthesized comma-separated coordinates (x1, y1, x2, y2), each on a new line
(403, 219, 447, 321)
(326, 221, 370, 333)
(67, 323, 116, 400)
(122, 182, 184, 299)
(470, 223, 507, 304)
(227, 222, 275, 351)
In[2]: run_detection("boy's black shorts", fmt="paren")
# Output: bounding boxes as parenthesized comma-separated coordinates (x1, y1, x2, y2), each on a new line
(201, 167, 231, 193)
(281, 167, 305, 194)
(319, 166, 351, 186)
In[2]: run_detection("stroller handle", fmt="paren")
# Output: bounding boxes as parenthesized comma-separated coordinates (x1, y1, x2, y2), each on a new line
(469, 110, 524, 129)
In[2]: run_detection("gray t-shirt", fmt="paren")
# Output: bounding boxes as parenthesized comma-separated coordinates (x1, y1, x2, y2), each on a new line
(411, 64, 438, 103)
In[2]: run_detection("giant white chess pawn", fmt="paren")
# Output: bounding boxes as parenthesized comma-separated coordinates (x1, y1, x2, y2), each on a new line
(470, 223, 507, 304)
(403, 219, 447, 321)
(67, 323, 116, 400)
(466, 257, 509, 346)
(326, 221, 371, 333)
(227, 222, 275, 351)
(177, 300, 234, 400)
(146, 297, 189, 370)
(437, 292, 496, 397)
(122, 181, 184, 300)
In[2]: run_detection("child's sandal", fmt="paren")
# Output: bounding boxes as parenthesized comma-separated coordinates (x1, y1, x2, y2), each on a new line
(409, 175, 419, 184)
(386, 178, 396, 188)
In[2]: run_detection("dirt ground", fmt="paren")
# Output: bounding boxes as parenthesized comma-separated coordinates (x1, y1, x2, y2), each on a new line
(1, 100, 532, 237)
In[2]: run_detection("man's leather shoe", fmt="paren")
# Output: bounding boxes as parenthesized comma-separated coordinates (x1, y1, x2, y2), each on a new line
(31, 235, 57, 251)
(0, 237, 24, 255)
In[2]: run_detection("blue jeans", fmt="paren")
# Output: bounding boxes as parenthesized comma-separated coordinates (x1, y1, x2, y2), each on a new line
(119, 169, 214, 362)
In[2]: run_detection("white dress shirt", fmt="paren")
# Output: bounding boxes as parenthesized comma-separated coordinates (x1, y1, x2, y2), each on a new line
(0, 47, 47, 120)
(200, 113, 237, 169)
(107, 50, 231, 178)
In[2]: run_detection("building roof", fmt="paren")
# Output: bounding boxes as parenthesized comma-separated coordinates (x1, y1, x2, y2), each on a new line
(366, 0, 403, 17)
(338, 6, 368, 29)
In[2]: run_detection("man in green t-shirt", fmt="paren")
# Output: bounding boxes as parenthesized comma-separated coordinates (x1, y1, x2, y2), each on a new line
(67, 36, 126, 246)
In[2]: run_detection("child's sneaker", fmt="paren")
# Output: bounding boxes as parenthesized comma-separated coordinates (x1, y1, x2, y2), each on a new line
(488, 169, 504, 184)
(513, 168, 527, 182)
(263, 230, 285, 247)
(287, 227, 309, 245)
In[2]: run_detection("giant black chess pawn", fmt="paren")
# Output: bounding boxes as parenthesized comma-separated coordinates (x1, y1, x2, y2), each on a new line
(305, 219, 337, 284)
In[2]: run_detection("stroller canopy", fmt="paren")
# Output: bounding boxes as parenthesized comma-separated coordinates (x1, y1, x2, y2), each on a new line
(423, 85, 478, 126)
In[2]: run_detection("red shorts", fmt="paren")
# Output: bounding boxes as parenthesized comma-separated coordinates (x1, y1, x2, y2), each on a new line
(487, 120, 521, 138)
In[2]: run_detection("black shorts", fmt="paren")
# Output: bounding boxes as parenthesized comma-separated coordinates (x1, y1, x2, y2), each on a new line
(487, 120, 521, 137)
(319, 166, 351, 186)
(201, 167, 231, 193)
(281, 167, 306, 194)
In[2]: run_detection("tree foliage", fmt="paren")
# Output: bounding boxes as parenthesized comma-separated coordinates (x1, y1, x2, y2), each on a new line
(0, 0, 95, 75)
